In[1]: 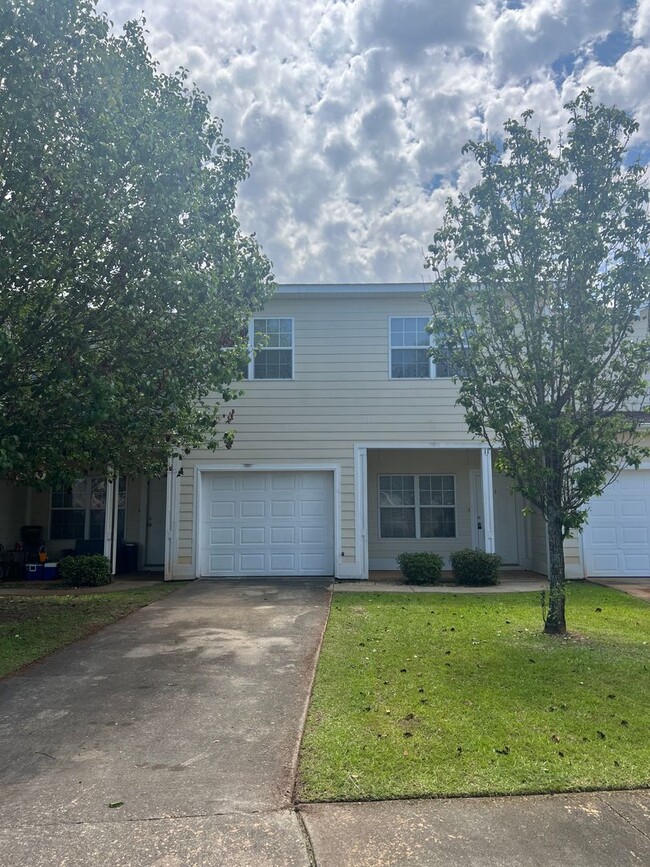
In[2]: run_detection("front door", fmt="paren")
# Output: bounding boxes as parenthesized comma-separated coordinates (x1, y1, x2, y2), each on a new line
(471, 471, 520, 564)
(145, 477, 167, 567)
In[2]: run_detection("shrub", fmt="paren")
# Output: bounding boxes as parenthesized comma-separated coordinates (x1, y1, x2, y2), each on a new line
(450, 549, 502, 586)
(59, 554, 112, 587)
(396, 552, 443, 585)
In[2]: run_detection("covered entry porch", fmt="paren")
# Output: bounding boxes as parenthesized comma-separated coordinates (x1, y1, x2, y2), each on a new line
(0, 475, 169, 578)
(355, 443, 543, 577)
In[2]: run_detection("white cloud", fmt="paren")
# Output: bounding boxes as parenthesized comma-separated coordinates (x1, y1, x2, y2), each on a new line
(97, 0, 650, 283)
(489, 0, 621, 80)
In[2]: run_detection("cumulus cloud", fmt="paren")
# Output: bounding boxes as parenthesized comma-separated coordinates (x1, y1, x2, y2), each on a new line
(488, 0, 622, 81)
(98, 0, 650, 283)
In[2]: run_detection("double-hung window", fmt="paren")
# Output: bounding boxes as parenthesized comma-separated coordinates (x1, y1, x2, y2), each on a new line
(251, 317, 293, 379)
(389, 316, 454, 378)
(50, 477, 126, 541)
(379, 474, 456, 538)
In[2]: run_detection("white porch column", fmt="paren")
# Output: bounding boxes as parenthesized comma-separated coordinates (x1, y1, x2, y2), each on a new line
(481, 447, 496, 553)
(103, 476, 115, 569)
(110, 476, 120, 575)
(164, 462, 177, 581)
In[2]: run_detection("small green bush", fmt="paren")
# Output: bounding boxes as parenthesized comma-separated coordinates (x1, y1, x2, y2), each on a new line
(450, 549, 502, 586)
(59, 554, 112, 587)
(396, 552, 443, 585)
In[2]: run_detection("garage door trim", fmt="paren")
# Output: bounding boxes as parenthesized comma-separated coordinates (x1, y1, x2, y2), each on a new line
(194, 464, 341, 578)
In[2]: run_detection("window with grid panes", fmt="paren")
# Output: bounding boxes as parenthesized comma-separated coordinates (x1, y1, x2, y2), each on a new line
(252, 318, 293, 379)
(379, 474, 456, 538)
(389, 316, 456, 378)
(50, 477, 126, 541)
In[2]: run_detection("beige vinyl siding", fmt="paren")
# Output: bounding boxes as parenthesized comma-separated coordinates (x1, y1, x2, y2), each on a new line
(175, 290, 474, 575)
(367, 448, 480, 568)
(563, 533, 583, 578)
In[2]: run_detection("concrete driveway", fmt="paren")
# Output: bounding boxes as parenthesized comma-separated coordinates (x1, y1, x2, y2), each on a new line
(0, 578, 331, 866)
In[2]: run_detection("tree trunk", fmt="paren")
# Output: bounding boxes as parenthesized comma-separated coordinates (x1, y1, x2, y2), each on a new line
(544, 513, 567, 635)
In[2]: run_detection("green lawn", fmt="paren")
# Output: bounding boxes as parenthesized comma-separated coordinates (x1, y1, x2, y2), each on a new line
(0, 584, 179, 678)
(298, 583, 650, 802)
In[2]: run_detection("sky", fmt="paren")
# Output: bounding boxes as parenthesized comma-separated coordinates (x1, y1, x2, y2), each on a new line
(98, 0, 650, 284)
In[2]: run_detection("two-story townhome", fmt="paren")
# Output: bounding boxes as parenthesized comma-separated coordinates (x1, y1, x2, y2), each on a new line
(1, 283, 648, 583)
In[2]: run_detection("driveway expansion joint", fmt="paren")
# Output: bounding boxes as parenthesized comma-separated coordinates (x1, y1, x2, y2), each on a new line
(598, 794, 650, 842)
(294, 808, 318, 867)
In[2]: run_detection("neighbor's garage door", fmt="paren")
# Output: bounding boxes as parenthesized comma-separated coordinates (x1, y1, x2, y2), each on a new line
(583, 470, 650, 578)
(200, 471, 334, 577)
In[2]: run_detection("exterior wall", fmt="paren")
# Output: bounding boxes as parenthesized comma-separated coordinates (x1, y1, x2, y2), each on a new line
(0, 482, 27, 549)
(173, 286, 475, 578)
(563, 533, 583, 579)
(367, 448, 480, 569)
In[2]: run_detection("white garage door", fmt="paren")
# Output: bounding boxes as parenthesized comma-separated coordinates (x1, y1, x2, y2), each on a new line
(583, 470, 650, 578)
(200, 471, 334, 577)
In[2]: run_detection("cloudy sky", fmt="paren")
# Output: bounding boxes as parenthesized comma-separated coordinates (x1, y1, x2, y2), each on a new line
(99, 0, 650, 284)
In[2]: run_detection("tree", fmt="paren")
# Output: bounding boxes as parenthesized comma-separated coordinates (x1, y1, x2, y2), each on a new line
(0, 0, 273, 489)
(425, 91, 650, 635)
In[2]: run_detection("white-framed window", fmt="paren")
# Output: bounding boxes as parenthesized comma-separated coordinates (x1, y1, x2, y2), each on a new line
(250, 317, 294, 380)
(389, 316, 454, 378)
(50, 477, 126, 541)
(378, 474, 456, 538)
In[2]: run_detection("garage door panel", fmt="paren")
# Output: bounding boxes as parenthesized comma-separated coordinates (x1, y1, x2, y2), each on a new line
(621, 501, 647, 517)
(300, 553, 329, 571)
(270, 553, 296, 572)
(242, 475, 266, 492)
(210, 501, 235, 519)
(239, 553, 266, 572)
(211, 475, 236, 492)
(624, 554, 650, 571)
(240, 527, 265, 545)
(200, 471, 334, 577)
(271, 527, 295, 544)
(241, 500, 265, 518)
(589, 500, 615, 518)
(583, 470, 650, 578)
(271, 474, 295, 492)
(209, 554, 235, 572)
(271, 500, 296, 518)
(300, 500, 325, 518)
(622, 527, 648, 544)
(592, 527, 616, 546)
(211, 528, 235, 545)
(300, 526, 327, 544)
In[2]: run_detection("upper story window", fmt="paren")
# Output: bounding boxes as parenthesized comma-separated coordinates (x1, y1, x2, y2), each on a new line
(389, 316, 454, 379)
(251, 317, 294, 380)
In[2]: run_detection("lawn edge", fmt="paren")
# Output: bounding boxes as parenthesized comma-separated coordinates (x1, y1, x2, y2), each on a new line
(295, 782, 650, 808)
(290, 580, 335, 807)
(0, 583, 180, 681)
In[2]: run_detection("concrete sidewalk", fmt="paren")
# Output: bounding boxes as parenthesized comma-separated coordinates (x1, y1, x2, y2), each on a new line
(299, 789, 650, 866)
(0, 578, 330, 866)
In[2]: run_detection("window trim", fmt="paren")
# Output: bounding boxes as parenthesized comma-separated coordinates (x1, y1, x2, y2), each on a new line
(248, 316, 295, 381)
(378, 473, 457, 539)
(388, 315, 453, 380)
